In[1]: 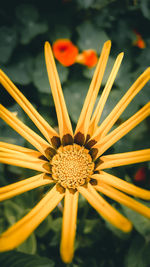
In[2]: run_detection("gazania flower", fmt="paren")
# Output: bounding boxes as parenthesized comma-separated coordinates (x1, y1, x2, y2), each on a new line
(52, 39, 78, 66)
(76, 49, 98, 67)
(0, 40, 150, 263)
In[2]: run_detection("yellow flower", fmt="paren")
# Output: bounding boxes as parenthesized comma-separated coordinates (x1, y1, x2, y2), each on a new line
(0, 40, 150, 263)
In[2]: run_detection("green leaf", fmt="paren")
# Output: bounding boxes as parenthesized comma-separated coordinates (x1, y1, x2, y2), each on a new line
(77, 0, 95, 9)
(83, 66, 96, 79)
(32, 53, 50, 93)
(140, 0, 150, 20)
(76, 21, 109, 52)
(125, 236, 150, 267)
(0, 27, 17, 64)
(0, 251, 55, 267)
(2, 57, 33, 85)
(4, 200, 24, 225)
(121, 201, 150, 238)
(15, 4, 39, 23)
(15, 4, 48, 44)
(83, 219, 100, 234)
(56, 63, 69, 84)
(36, 215, 52, 237)
(50, 217, 62, 232)
(63, 80, 90, 123)
(17, 233, 37, 255)
(50, 24, 72, 41)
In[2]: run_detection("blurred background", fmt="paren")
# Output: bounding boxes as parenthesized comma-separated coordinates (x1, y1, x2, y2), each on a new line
(0, 0, 150, 266)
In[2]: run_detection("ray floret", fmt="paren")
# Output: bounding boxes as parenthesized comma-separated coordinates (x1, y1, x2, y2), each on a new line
(0, 173, 53, 202)
(93, 171, 150, 200)
(91, 67, 150, 142)
(94, 102, 150, 158)
(74, 40, 111, 144)
(0, 186, 64, 252)
(88, 52, 124, 136)
(0, 70, 59, 147)
(44, 42, 73, 145)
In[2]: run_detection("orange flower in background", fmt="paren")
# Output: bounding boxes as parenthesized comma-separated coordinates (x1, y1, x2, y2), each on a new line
(52, 39, 78, 66)
(76, 49, 98, 67)
(134, 167, 147, 182)
(133, 30, 146, 49)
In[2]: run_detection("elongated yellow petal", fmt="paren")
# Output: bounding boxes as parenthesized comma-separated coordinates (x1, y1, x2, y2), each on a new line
(74, 41, 111, 145)
(94, 102, 150, 158)
(93, 171, 150, 200)
(79, 183, 132, 232)
(88, 52, 124, 136)
(44, 42, 73, 145)
(91, 67, 150, 142)
(0, 173, 53, 201)
(0, 153, 49, 172)
(95, 183, 150, 219)
(0, 149, 44, 162)
(0, 185, 64, 251)
(96, 149, 150, 169)
(0, 105, 53, 157)
(0, 141, 42, 158)
(0, 71, 60, 148)
(60, 189, 78, 263)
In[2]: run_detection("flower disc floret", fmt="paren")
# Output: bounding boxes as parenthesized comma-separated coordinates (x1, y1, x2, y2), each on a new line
(51, 144, 94, 189)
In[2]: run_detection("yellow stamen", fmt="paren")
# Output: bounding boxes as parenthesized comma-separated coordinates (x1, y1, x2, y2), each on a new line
(60, 189, 78, 263)
(51, 144, 94, 189)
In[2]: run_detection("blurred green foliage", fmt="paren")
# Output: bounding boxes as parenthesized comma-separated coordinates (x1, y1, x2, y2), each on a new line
(0, 0, 150, 266)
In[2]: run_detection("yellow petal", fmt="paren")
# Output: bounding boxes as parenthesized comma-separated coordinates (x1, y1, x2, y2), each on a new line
(44, 42, 73, 145)
(0, 104, 53, 157)
(91, 67, 150, 142)
(74, 40, 111, 144)
(94, 102, 150, 158)
(79, 183, 132, 232)
(0, 141, 42, 158)
(96, 149, 150, 169)
(0, 173, 53, 201)
(88, 52, 124, 136)
(93, 171, 150, 200)
(95, 183, 150, 219)
(0, 185, 64, 252)
(0, 152, 49, 172)
(60, 189, 78, 263)
(0, 70, 60, 148)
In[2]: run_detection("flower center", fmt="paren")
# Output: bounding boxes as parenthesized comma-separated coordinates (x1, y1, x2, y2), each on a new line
(51, 144, 94, 189)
